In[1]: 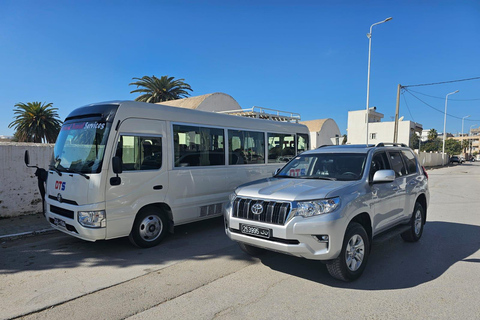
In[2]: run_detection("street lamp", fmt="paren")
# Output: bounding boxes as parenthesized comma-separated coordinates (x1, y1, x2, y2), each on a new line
(461, 115, 470, 156)
(442, 90, 459, 163)
(469, 124, 477, 160)
(462, 115, 470, 137)
(365, 17, 393, 144)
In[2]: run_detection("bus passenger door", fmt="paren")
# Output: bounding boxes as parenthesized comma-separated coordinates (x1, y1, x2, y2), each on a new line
(105, 118, 168, 239)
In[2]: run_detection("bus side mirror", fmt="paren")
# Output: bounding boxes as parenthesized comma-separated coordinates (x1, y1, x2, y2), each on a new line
(110, 156, 123, 186)
(24, 150, 30, 166)
(112, 156, 123, 174)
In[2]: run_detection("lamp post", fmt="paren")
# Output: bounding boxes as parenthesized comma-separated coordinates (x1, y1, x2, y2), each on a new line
(365, 17, 392, 144)
(442, 90, 459, 164)
(469, 124, 477, 160)
(462, 115, 470, 156)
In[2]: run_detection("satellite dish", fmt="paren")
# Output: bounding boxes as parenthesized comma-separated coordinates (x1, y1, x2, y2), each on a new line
(399, 116, 404, 121)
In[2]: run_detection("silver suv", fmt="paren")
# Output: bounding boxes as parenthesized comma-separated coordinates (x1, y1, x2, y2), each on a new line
(225, 143, 429, 281)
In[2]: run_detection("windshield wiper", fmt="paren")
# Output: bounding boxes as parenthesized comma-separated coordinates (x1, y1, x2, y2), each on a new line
(300, 176, 337, 181)
(48, 165, 62, 176)
(63, 168, 90, 180)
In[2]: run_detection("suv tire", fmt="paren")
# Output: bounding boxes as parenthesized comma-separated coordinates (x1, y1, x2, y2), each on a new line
(401, 202, 425, 242)
(326, 222, 370, 282)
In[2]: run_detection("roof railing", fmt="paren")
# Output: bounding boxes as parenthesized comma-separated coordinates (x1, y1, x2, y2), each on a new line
(217, 106, 301, 123)
(376, 142, 408, 147)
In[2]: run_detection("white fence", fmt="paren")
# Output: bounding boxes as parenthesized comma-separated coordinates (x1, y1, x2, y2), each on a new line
(0, 143, 54, 217)
(415, 150, 449, 167)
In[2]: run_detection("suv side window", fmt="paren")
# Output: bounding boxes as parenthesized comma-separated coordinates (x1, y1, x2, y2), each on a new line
(388, 151, 407, 177)
(369, 151, 390, 181)
(401, 150, 418, 175)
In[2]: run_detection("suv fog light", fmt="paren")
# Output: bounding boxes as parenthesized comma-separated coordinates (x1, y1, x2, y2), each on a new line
(313, 235, 329, 242)
(78, 210, 106, 228)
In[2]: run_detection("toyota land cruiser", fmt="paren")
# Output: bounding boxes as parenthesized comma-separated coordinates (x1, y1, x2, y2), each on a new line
(225, 143, 429, 281)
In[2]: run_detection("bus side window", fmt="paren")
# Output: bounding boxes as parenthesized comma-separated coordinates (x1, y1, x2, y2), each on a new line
(173, 125, 225, 167)
(116, 135, 162, 171)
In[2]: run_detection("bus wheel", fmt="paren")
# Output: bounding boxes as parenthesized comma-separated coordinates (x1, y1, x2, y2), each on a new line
(129, 208, 168, 248)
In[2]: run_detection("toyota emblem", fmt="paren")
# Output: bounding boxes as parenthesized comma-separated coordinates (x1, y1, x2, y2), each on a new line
(251, 203, 263, 215)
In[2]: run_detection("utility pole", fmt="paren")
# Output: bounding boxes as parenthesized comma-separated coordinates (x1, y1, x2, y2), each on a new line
(393, 84, 401, 143)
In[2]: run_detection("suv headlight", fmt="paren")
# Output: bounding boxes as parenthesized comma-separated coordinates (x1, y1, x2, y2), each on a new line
(226, 192, 237, 213)
(78, 210, 106, 228)
(294, 197, 340, 218)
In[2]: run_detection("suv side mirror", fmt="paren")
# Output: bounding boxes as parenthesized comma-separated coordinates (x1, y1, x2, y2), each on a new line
(372, 169, 395, 183)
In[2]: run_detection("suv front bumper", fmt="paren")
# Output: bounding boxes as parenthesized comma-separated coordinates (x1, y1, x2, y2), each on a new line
(225, 208, 347, 261)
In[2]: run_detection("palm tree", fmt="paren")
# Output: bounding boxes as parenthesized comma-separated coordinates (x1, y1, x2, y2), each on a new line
(427, 129, 438, 141)
(8, 102, 62, 143)
(129, 75, 193, 103)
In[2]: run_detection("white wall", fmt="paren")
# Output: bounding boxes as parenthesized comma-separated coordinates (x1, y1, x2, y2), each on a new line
(0, 143, 53, 217)
(415, 151, 448, 167)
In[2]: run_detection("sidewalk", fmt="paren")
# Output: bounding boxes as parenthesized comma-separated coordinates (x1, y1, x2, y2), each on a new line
(0, 213, 54, 240)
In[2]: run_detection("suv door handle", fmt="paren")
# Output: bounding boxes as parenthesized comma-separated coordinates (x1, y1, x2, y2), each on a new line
(392, 186, 399, 191)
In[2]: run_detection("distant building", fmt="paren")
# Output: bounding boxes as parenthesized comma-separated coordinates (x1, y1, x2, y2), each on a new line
(0, 135, 13, 142)
(300, 119, 341, 148)
(347, 107, 422, 146)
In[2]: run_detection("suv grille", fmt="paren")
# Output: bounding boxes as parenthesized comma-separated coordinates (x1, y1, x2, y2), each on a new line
(232, 197, 291, 225)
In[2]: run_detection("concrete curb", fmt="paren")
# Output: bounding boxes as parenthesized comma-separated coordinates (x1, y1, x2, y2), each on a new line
(0, 228, 56, 241)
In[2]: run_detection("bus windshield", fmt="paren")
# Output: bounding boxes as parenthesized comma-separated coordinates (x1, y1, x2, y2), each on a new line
(52, 121, 112, 174)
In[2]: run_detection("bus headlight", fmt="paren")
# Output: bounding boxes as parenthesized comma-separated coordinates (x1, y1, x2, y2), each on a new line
(78, 210, 106, 228)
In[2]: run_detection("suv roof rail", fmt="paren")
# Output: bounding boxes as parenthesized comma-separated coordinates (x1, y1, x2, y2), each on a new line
(376, 142, 408, 148)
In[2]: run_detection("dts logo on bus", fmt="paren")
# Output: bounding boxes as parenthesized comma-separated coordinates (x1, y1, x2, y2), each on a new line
(55, 181, 66, 191)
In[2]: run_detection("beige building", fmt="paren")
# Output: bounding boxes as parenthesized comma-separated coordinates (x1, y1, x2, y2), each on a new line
(451, 128, 479, 158)
(300, 119, 341, 148)
(347, 107, 422, 146)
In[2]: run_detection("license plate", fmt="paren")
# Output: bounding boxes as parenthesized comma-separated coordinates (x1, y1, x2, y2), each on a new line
(240, 224, 271, 238)
(53, 218, 66, 228)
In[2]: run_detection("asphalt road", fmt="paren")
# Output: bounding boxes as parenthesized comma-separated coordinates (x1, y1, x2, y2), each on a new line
(1, 162, 479, 319)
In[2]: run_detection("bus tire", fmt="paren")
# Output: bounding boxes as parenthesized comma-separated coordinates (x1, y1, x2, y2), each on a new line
(129, 208, 168, 248)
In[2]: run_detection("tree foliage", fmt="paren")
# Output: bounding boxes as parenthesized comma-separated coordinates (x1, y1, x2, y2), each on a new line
(427, 129, 438, 141)
(8, 102, 62, 143)
(129, 75, 193, 103)
(445, 138, 461, 155)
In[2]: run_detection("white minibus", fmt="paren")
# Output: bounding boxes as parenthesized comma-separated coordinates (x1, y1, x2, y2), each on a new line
(43, 100, 309, 247)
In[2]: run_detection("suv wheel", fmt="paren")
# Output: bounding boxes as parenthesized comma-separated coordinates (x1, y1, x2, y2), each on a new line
(401, 202, 425, 242)
(238, 242, 265, 257)
(326, 222, 370, 281)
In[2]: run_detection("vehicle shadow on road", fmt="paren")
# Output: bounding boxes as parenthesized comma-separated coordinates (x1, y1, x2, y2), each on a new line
(257, 221, 480, 289)
(0, 217, 252, 274)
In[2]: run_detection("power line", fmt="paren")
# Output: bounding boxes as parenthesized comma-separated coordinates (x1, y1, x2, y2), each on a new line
(406, 88, 480, 101)
(401, 91, 415, 122)
(403, 89, 480, 122)
(403, 76, 480, 88)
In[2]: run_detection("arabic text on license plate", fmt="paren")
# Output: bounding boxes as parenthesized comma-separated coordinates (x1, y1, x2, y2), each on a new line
(240, 224, 271, 238)
(54, 218, 66, 228)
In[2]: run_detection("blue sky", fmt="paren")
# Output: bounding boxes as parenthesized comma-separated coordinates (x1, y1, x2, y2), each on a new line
(1, 0, 479, 137)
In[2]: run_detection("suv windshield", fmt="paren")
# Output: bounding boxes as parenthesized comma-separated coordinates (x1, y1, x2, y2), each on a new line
(276, 153, 367, 181)
(52, 121, 112, 174)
